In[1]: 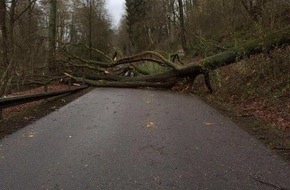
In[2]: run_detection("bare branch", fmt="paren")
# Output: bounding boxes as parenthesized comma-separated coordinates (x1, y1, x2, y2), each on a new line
(14, 0, 37, 22)
(117, 51, 181, 70)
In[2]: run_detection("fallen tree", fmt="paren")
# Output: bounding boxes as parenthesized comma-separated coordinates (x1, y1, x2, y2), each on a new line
(62, 26, 290, 92)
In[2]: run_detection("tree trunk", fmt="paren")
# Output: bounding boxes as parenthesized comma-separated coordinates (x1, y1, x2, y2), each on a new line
(0, 0, 12, 96)
(48, 0, 57, 74)
(178, 0, 187, 53)
(241, 0, 267, 22)
(9, 0, 16, 50)
(88, 0, 93, 59)
(0, 0, 9, 67)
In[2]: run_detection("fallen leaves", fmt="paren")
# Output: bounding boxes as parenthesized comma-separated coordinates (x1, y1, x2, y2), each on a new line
(23, 130, 36, 138)
(146, 100, 151, 104)
(24, 116, 35, 121)
(241, 99, 290, 130)
(204, 122, 215, 126)
(146, 121, 155, 128)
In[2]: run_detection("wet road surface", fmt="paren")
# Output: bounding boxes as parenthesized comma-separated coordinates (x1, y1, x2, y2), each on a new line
(0, 88, 289, 189)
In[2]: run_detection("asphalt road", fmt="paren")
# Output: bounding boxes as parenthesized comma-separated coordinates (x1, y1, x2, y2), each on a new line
(0, 88, 289, 190)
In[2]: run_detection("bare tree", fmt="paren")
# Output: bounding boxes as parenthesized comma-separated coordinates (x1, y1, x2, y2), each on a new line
(241, 0, 268, 22)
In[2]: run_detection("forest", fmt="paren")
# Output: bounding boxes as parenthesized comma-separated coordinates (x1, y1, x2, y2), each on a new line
(0, 1, 290, 129)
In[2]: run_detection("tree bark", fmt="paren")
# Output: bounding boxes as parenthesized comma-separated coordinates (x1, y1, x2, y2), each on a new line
(48, 0, 57, 74)
(178, 0, 187, 53)
(8, 0, 16, 50)
(65, 74, 177, 89)
(0, 0, 9, 66)
(241, 0, 268, 22)
(0, 0, 12, 96)
(88, 0, 93, 59)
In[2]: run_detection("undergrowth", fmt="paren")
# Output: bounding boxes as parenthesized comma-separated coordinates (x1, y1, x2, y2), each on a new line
(193, 46, 290, 130)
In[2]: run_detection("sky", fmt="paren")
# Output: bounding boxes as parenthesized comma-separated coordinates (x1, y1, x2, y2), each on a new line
(105, 0, 126, 27)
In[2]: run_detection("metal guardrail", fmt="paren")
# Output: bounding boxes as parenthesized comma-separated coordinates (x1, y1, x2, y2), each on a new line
(0, 85, 88, 120)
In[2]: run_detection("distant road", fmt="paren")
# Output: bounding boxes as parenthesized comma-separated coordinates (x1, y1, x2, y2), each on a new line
(0, 88, 289, 189)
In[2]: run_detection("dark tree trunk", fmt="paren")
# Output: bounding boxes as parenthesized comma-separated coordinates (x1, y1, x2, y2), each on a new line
(178, 0, 187, 53)
(8, 0, 16, 50)
(241, 0, 267, 22)
(48, 0, 57, 74)
(0, 0, 9, 66)
(88, 0, 93, 59)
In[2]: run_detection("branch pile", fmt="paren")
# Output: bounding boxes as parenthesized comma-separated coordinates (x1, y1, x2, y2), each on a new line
(61, 27, 290, 92)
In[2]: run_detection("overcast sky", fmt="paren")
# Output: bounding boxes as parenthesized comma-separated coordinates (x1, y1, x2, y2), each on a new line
(105, 0, 125, 27)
